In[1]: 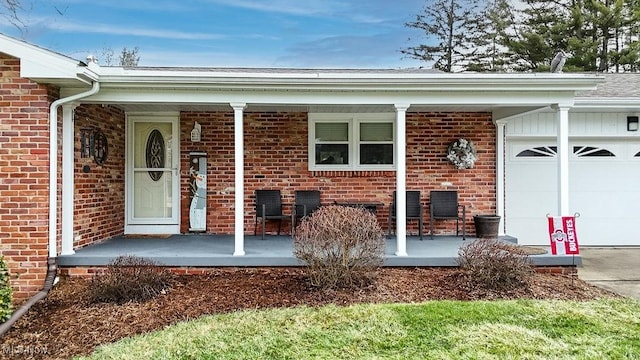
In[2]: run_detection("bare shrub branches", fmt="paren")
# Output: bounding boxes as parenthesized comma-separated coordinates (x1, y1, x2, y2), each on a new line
(457, 239, 534, 292)
(87, 255, 173, 304)
(293, 205, 385, 289)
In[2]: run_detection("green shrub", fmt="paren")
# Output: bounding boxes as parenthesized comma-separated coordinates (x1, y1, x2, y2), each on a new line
(457, 239, 534, 291)
(0, 255, 13, 322)
(88, 255, 173, 304)
(293, 205, 385, 289)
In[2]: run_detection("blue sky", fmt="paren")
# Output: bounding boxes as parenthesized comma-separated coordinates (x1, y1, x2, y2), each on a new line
(1, 0, 429, 68)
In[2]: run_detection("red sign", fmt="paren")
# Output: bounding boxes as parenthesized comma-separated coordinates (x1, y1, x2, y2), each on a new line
(548, 216, 580, 255)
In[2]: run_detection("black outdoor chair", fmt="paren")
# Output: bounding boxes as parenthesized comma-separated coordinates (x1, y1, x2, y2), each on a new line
(254, 189, 291, 239)
(429, 190, 466, 240)
(388, 190, 424, 240)
(292, 190, 321, 232)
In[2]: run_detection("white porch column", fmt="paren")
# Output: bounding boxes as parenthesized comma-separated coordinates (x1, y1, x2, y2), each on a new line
(61, 104, 77, 255)
(394, 104, 410, 257)
(554, 105, 571, 215)
(231, 103, 247, 256)
(494, 119, 507, 236)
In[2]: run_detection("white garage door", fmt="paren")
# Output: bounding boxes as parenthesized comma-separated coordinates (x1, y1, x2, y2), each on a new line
(506, 140, 640, 246)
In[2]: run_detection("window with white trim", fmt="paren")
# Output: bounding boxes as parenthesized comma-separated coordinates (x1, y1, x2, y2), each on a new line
(309, 113, 395, 171)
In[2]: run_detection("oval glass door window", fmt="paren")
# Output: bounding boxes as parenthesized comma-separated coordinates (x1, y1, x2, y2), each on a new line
(146, 129, 165, 181)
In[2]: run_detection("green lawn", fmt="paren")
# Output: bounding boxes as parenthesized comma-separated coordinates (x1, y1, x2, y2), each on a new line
(78, 298, 640, 360)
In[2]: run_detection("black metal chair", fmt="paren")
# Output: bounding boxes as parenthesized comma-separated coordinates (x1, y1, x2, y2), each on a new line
(254, 190, 290, 239)
(292, 190, 321, 232)
(429, 190, 466, 239)
(388, 190, 424, 240)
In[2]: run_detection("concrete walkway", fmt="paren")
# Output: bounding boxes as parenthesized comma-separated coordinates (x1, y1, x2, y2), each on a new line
(578, 247, 640, 300)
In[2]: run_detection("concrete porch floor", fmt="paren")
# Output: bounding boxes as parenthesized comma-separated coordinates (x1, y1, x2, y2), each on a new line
(57, 234, 581, 268)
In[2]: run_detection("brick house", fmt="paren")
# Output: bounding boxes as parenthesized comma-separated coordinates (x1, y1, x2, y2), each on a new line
(0, 33, 603, 302)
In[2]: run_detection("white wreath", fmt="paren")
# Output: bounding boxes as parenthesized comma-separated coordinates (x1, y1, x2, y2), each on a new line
(446, 138, 477, 169)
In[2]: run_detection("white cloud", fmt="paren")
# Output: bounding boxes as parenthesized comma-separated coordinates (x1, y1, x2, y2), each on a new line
(279, 32, 425, 68)
(137, 49, 280, 67)
(55, 22, 223, 40)
(13, 15, 223, 40)
(58, 0, 192, 12)
(203, 0, 347, 17)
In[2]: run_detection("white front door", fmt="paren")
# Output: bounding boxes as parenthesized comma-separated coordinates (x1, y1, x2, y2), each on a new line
(125, 114, 180, 234)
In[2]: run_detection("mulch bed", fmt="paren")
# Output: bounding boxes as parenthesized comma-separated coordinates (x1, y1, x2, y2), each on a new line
(2, 267, 617, 360)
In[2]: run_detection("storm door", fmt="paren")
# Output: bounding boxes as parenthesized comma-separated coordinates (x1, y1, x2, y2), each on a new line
(125, 114, 180, 234)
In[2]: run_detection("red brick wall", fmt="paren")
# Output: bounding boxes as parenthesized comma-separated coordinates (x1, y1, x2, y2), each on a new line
(180, 111, 496, 235)
(0, 54, 125, 302)
(0, 53, 56, 303)
(73, 105, 126, 247)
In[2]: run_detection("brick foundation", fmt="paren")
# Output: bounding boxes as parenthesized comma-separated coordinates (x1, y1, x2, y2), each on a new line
(535, 266, 578, 275)
(59, 265, 580, 278)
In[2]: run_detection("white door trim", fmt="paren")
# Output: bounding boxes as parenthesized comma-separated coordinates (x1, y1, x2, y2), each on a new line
(125, 112, 180, 234)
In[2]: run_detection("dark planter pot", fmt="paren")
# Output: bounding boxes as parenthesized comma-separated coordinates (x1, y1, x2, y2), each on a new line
(474, 215, 501, 238)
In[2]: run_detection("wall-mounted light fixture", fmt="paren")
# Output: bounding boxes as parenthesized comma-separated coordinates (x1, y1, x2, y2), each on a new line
(627, 116, 639, 132)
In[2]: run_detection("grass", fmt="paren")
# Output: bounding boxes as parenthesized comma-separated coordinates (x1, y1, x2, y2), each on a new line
(77, 298, 640, 360)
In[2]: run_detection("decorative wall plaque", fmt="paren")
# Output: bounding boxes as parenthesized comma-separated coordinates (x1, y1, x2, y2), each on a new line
(93, 130, 108, 165)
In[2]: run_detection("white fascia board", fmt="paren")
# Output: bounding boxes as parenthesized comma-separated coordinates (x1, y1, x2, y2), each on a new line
(0, 33, 92, 85)
(95, 67, 602, 93)
(80, 86, 578, 108)
(573, 98, 640, 111)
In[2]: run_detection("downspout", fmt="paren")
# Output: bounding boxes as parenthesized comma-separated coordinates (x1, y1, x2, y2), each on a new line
(0, 258, 57, 335)
(48, 80, 100, 258)
(0, 80, 99, 336)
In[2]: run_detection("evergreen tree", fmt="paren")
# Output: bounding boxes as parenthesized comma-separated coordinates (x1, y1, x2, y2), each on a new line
(466, 0, 516, 72)
(616, 0, 640, 71)
(507, 0, 639, 72)
(401, 0, 483, 72)
(507, 0, 571, 72)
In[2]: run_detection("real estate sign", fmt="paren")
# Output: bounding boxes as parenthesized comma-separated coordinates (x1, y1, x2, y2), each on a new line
(548, 216, 580, 255)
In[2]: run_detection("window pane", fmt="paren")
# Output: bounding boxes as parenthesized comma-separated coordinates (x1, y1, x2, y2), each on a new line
(360, 144, 393, 164)
(316, 123, 348, 141)
(316, 144, 349, 165)
(360, 122, 392, 141)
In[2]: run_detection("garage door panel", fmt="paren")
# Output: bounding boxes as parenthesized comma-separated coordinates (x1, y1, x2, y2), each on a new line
(506, 139, 640, 246)
(507, 218, 552, 246)
(572, 192, 640, 218)
(577, 219, 640, 246)
(507, 165, 557, 190)
(508, 191, 555, 217)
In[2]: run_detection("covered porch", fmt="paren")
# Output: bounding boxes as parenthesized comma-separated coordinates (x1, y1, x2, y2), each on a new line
(53, 67, 602, 262)
(57, 234, 581, 268)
